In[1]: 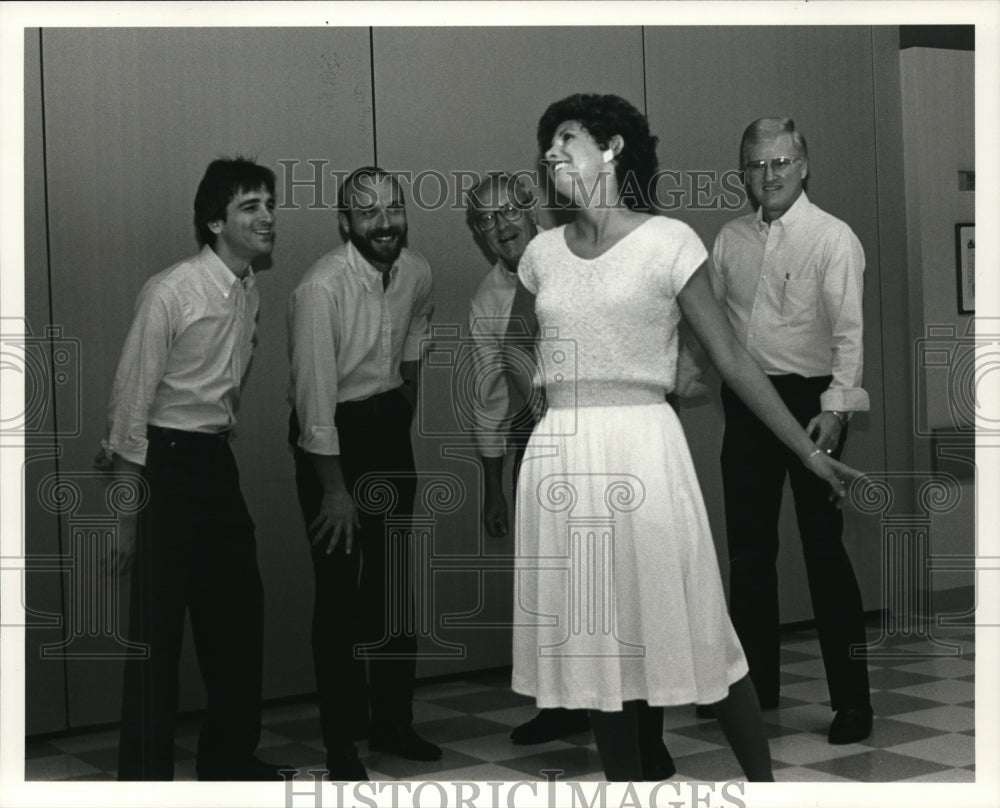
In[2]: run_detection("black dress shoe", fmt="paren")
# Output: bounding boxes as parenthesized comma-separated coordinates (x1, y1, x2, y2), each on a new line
(326, 745, 368, 781)
(197, 755, 291, 781)
(640, 738, 677, 781)
(828, 705, 873, 744)
(510, 708, 591, 745)
(369, 725, 442, 761)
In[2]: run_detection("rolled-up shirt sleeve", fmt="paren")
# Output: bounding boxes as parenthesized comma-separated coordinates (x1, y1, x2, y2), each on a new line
(819, 228, 870, 413)
(402, 261, 434, 362)
(105, 282, 176, 466)
(288, 280, 342, 455)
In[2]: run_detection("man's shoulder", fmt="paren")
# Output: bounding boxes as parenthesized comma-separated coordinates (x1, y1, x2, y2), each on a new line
(140, 250, 208, 298)
(717, 208, 757, 236)
(296, 244, 350, 288)
(400, 246, 432, 277)
(803, 200, 859, 237)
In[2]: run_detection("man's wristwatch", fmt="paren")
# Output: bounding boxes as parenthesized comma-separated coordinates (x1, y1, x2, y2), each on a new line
(831, 410, 850, 426)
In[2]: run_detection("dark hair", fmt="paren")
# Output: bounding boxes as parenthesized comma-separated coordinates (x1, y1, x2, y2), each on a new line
(337, 165, 403, 212)
(193, 157, 276, 247)
(739, 117, 809, 167)
(537, 93, 659, 211)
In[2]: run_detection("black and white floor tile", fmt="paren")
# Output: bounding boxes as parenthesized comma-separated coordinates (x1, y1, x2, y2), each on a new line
(25, 618, 976, 783)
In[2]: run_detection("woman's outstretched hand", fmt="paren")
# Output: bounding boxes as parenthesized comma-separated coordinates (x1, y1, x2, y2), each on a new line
(804, 450, 864, 507)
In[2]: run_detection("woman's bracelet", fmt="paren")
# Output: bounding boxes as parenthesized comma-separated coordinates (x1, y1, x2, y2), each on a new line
(806, 448, 823, 461)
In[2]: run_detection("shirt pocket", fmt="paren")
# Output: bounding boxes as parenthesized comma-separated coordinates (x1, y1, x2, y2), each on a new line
(780, 277, 818, 324)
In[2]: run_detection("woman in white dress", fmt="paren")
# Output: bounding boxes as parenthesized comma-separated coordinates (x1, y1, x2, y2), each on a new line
(511, 94, 861, 782)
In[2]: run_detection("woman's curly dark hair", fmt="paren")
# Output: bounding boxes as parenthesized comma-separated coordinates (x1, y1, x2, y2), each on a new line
(537, 93, 659, 211)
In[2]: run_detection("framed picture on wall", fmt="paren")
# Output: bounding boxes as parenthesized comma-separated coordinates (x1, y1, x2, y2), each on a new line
(955, 223, 975, 313)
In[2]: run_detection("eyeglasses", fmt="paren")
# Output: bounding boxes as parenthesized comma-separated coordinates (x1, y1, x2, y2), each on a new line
(743, 156, 800, 176)
(474, 202, 525, 233)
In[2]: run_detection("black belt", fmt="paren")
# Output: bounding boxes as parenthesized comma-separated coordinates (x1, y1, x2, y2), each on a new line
(336, 386, 406, 415)
(147, 424, 230, 448)
(288, 387, 407, 447)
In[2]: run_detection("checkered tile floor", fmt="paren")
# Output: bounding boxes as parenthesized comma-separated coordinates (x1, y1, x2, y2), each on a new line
(25, 617, 976, 783)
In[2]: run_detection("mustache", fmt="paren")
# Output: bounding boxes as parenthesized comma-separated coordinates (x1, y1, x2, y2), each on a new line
(369, 227, 403, 240)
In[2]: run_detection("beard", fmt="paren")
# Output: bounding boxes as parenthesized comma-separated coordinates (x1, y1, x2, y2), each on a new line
(348, 224, 407, 269)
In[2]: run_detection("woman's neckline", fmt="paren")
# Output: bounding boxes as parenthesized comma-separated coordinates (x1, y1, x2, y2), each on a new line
(561, 214, 656, 261)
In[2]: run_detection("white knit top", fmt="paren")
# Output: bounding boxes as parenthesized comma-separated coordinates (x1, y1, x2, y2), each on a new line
(518, 216, 707, 406)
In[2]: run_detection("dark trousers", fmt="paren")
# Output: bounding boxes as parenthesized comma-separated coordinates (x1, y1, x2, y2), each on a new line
(290, 387, 417, 752)
(118, 427, 264, 780)
(721, 375, 870, 711)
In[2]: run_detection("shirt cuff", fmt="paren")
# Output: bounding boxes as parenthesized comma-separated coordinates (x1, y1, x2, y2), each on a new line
(298, 424, 341, 456)
(820, 387, 870, 413)
(105, 437, 147, 467)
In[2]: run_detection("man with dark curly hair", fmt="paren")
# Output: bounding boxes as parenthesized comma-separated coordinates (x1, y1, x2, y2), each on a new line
(103, 157, 284, 781)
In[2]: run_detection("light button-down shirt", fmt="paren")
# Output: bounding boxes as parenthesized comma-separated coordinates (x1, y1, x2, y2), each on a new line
(105, 245, 258, 465)
(711, 192, 869, 412)
(287, 240, 434, 455)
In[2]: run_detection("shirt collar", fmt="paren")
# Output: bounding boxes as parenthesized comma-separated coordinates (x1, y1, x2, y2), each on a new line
(200, 244, 255, 295)
(346, 239, 397, 292)
(494, 258, 519, 281)
(755, 191, 811, 233)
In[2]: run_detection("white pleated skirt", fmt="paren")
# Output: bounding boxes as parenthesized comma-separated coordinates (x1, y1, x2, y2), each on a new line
(511, 399, 748, 712)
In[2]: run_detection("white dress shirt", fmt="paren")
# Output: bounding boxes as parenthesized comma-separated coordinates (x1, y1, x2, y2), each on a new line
(711, 192, 869, 412)
(287, 240, 434, 456)
(105, 245, 258, 465)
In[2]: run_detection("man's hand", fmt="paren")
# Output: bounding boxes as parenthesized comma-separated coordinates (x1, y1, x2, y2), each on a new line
(105, 514, 137, 577)
(806, 411, 844, 455)
(101, 452, 143, 577)
(310, 489, 361, 555)
(483, 486, 509, 538)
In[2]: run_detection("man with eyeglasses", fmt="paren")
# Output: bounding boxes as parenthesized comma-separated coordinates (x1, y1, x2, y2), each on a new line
(287, 166, 439, 779)
(710, 118, 872, 744)
(462, 172, 599, 747)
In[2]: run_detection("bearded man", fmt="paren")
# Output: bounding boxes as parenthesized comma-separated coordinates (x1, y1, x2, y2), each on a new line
(287, 166, 438, 779)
